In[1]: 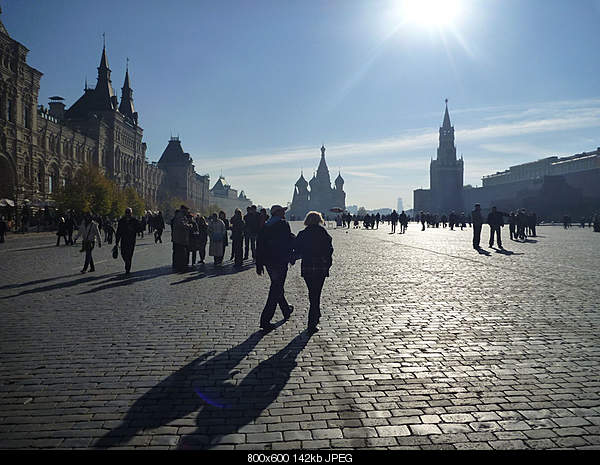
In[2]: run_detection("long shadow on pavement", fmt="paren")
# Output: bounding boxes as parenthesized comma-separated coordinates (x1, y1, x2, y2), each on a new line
(1, 273, 111, 299)
(94, 329, 312, 449)
(0, 273, 82, 291)
(79, 265, 174, 294)
(170, 262, 255, 286)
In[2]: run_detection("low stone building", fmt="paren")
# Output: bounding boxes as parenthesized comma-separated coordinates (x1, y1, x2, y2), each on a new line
(209, 176, 252, 217)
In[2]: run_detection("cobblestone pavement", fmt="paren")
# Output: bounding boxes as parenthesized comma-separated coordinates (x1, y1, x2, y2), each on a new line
(0, 223, 599, 450)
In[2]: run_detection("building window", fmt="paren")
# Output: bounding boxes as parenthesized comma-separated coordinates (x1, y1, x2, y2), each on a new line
(7, 99, 14, 122)
(23, 105, 31, 128)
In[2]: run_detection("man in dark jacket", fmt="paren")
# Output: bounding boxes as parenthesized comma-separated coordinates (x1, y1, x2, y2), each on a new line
(116, 208, 142, 275)
(256, 205, 295, 332)
(243, 205, 260, 260)
(487, 206, 507, 249)
(471, 204, 483, 249)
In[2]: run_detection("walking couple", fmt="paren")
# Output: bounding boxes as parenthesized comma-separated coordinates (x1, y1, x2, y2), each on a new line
(256, 205, 333, 334)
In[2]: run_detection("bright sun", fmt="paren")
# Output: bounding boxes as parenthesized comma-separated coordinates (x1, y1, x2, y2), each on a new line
(399, 0, 462, 28)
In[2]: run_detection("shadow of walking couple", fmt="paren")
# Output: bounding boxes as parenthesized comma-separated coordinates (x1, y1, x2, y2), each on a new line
(94, 329, 314, 449)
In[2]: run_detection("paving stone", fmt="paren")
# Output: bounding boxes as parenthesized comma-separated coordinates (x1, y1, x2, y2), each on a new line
(1, 225, 599, 450)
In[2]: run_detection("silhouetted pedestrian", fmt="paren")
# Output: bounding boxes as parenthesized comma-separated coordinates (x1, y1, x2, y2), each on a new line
(74, 213, 101, 273)
(294, 211, 333, 333)
(256, 205, 295, 332)
(116, 208, 142, 276)
(472, 204, 483, 249)
(172, 206, 192, 271)
(487, 206, 507, 249)
(208, 213, 226, 265)
(230, 208, 245, 267)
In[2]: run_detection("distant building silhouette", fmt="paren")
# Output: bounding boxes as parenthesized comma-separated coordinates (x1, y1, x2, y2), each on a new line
(209, 176, 252, 217)
(289, 145, 346, 219)
(397, 197, 403, 212)
(413, 100, 600, 218)
(413, 100, 463, 215)
(157, 137, 209, 212)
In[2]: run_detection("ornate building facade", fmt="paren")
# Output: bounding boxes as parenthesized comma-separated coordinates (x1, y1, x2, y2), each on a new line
(0, 16, 163, 215)
(288, 145, 346, 219)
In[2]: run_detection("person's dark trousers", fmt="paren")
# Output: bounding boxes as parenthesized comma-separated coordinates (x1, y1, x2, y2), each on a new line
(0, 232, 4, 243)
(304, 275, 326, 329)
(172, 243, 188, 271)
(531, 225, 536, 237)
(489, 225, 502, 248)
(67, 230, 73, 245)
(509, 225, 516, 240)
(83, 245, 95, 271)
(473, 224, 482, 249)
(121, 244, 135, 273)
(56, 234, 68, 246)
(233, 238, 243, 266)
(244, 234, 257, 259)
(260, 264, 291, 327)
(421, 222, 425, 231)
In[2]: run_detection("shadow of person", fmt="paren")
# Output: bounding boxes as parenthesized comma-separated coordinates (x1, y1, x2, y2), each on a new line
(178, 331, 313, 449)
(94, 331, 267, 449)
(170, 263, 255, 286)
(79, 266, 173, 294)
(475, 247, 491, 256)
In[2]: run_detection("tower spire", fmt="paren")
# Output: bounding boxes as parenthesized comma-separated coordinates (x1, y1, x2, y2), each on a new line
(119, 58, 137, 123)
(95, 39, 117, 110)
(442, 98, 451, 129)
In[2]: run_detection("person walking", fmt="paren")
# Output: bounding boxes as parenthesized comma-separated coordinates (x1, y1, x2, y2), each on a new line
(171, 206, 192, 272)
(487, 206, 506, 249)
(230, 208, 245, 268)
(508, 212, 517, 240)
(188, 213, 202, 267)
(154, 211, 165, 244)
(256, 205, 295, 332)
(390, 210, 398, 233)
(208, 213, 226, 265)
(74, 212, 102, 273)
(115, 208, 142, 276)
(0, 216, 7, 243)
(195, 215, 208, 264)
(294, 211, 333, 333)
(219, 211, 230, 260)
(244, 205, 260, 260)
(56, 216, 69, 246)
(471, 204, 483, 249)
(65, 212, 75, 245)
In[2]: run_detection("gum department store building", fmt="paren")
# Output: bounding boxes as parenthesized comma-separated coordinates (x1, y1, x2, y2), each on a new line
(0, 15, 215, 215)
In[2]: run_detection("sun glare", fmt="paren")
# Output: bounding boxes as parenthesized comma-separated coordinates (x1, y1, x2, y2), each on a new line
(398, 0, 462, 29)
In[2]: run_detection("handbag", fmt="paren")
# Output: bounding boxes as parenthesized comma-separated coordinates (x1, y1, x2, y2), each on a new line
(112, 245, 119, 259)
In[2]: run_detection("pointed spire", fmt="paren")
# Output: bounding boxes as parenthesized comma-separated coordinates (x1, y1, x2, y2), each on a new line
(94, 39, 116, 110)
(442, 98, 451, 129)
(119, 59, 136, 122)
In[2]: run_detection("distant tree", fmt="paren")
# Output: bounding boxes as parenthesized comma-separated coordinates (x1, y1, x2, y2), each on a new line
(54, 164, 112, 215)
(357, 207, 367, 217)
(124, 187, 145, 217)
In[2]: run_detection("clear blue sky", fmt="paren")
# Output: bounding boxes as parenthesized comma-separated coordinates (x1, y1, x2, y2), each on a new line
(4, 0, 600, 210)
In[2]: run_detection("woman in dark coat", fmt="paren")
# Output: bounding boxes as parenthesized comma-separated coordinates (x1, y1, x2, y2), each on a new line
(219, 211, 229, 260)
(294, 211, 333, 333)
(230, 208, 245, 267)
